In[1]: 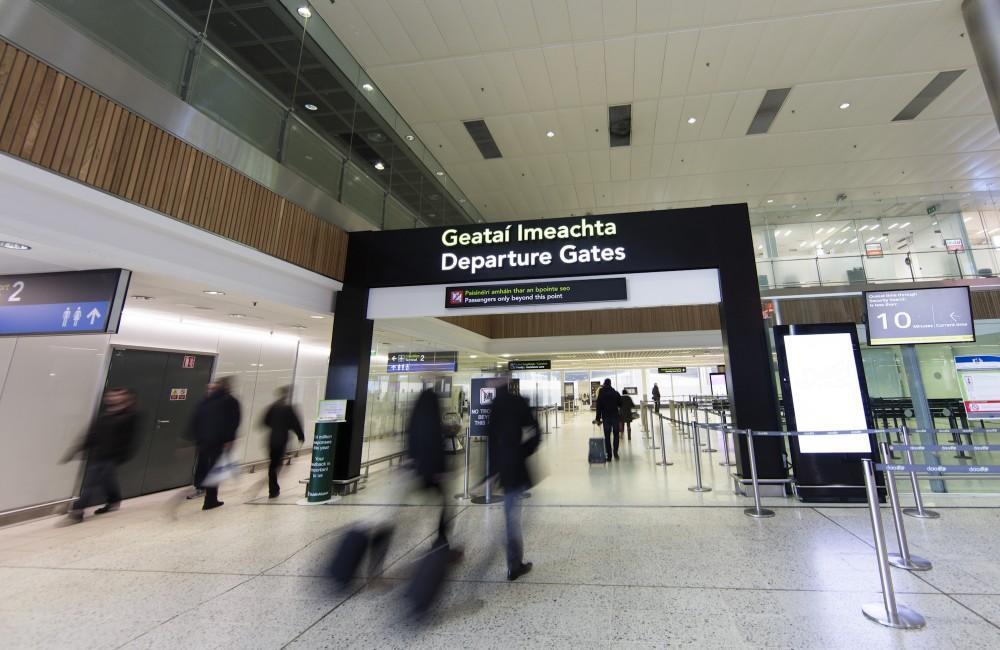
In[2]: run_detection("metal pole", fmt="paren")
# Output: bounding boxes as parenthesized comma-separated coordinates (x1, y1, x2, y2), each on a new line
(471, 436, 500, 504)
(901, 345, 944, 492)
(652, 411, 662, 450)
(688, 419, 711, 492)
(656, 415, 673, 466)
(554, 405, 559, 429)
(454, 432, 472, 500)
(702, 408, 717, 453)
(719, 412, 734, 467)
(900, 425, 940, 519)
(743, 431, 774, 518)
(860, 459, 926, 629)
(879, 442, 932, 571)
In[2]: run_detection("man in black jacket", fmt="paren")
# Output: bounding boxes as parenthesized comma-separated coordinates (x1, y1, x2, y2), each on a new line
(595, 378, 622, 460)
(487, 381, 541, 581)
(63, 388, 138, 523)
(190, 376, 241, 510)
(262, 386, 304, 499)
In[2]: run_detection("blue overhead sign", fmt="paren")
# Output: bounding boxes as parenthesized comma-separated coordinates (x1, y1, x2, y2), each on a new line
(0, 269, 130, 336)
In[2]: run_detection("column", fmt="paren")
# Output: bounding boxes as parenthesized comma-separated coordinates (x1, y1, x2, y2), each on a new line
(963, 0, 1000, 134)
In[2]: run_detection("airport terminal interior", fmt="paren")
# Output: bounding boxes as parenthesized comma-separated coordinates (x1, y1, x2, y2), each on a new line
(4, 0, 1000, 647)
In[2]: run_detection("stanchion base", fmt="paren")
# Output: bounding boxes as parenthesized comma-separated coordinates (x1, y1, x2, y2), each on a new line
(470, 495, 503, 504)
(688, 486, 712, 493)
(888, 553, 932, 571)
(902, 508, 940, 519)
(744, 507, 775, 518)
(453, 493, 471, 501)
(719, 461, 736, 467)
(655, 461, 674, 466)
(702, 447, 717, 453)
(861, 603, 925, 629)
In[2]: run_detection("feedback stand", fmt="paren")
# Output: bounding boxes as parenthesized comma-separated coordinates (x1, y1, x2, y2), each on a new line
(655, 414, 673, 467)
(742, 430, 774, 518)
(900, 425, 940, 520)
(688, 419, 711, 493)
(878, 442, 932, 571)
(860, 459, 926, 630)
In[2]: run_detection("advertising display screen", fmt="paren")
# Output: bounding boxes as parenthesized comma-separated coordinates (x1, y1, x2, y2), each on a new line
(0, 269, 130, 336)
(387, 351, 458, 373)
(865, 287, 974, 346)
(709, 373, 728, 397)
(781, 332, 871, 454)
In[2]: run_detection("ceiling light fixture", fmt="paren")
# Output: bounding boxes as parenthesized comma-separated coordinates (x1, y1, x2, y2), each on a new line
(546, 130, 555, 138)
(203, 290, 225, 296)
(435, 171, 444, 176)
(597, 350, 606, 354)
(815, 213, 823, 217)
(686, 117, 697, 124)
(900, 222, 910, 228)
(766, 199, 773, 203)
(0, 240, 30, 250)
(309, 315, 325, 319)
(297, 6, 312, 19)
(304, 102, 318, 111)
(501, 354, 511, 358)
(469, 355, 478, 359)
(361, 83, 374, 92)
(373, 161, 385, 171)
(839, 102, 851, 109)
(405, 134, 415, 141)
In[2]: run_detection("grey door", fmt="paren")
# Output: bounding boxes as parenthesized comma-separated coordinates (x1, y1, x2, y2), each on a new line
(101, 348, 215, 498)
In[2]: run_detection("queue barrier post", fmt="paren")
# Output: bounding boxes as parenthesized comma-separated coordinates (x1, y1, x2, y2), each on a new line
(860, 458, 926, 629)
(454, 431, 473, 501)
(701, 408, 717, 453)
(651, 410, 662, 450)
(878, 441, 932, 572)
(900, 425, 940, 520)
(471, 436, 501, 505)
(688, 419, 711, 492)
(719, 412, 735, 467)
(656, 414, 673, 467)
(743, 430, 774, 518)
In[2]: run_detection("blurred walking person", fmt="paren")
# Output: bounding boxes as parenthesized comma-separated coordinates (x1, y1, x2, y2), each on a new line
(62, 388, 138, 523)
(651, 383, 661, 413)
(487, 380, 541, 581)
(262, 386, 304, 499)
(189, 377, 241, 510)
(595, 379, 622, 460)
(406, 386, 452, 548)
(620, 390, 636, 441)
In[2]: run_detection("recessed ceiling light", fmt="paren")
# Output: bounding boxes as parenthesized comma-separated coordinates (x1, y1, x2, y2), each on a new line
(470, 354, 478, 359)
(361, 82, 374, 92)
(131, 295, 155, 301)
(501, 354, 511, 358)
(405, 134, 415, 141)
(229, 313, 247, 319)
(309, 315, 325, 319)
(839, 102, 851, 110)
(203, 290, 225, 296)
(304, 102, 318, 111)
(0, 240, 30, 250)
(597, 350, 606, 354)
(458, 198, 466, 204)
(297, 6, 311, 18)
(686, 117, 697, 124)
(435, 171, 444, 176)
(546, 130, 555, 138)
(766, 199, 773, 204)
(373, 161, 385, 171)
(815, 213, 823, 217)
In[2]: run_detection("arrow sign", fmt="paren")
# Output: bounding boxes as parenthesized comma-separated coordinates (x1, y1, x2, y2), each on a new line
(86, 307, 101, 325)
(951, 311, 959, 323)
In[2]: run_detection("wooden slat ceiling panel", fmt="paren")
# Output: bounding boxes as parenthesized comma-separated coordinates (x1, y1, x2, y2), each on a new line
(0, 39, 347, 280)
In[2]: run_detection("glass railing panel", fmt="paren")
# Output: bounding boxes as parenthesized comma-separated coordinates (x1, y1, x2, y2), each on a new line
(342, 162, 386, 224)
(861, 254, 908, 283)
(816, 255, 866, 285)
(908, 250, 964, 281)
(771, 258, 820, 288)
(384, 196, 419, 230)
(283, 116, 344, 199)
(755, 260, 775, 288)
(970, 248, 999, 277)
(36, 0, 192, 94)
(187, 46, 285, 157)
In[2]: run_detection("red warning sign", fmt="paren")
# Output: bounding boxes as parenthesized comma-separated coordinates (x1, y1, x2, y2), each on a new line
(182, 355, 195, 369)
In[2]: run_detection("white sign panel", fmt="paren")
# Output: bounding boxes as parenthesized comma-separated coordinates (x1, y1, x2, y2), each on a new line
(317, 399, 348, 423)
(782, 332, 871, 454)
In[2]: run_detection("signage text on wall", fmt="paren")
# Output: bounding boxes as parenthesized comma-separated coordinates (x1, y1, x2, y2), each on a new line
(446, 277, 626, 309)
(0, 269, 130, 336)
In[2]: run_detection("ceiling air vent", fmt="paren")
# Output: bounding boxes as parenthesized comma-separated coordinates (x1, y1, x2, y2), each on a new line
(463, 119, 502, 159)
(747, 88, 791, 135)
(609, 104, 631, 147)
(893, 70, 965, 121)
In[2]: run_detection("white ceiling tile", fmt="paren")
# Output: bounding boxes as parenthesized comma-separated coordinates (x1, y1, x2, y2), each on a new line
(635, 0, 672, 33)
(630, 145, 653, 179)
(453, 57, 501, 117)
(630, 99, 658, 145)
(589, 151, 612, 182)
(660, 30, 698, 97)
(555, 108, 589, 151)
(355, 0, 421, 63)
(527, 157, 557, 186)
(668, 0, 708, 30)
(633, 34, 667, 101)
(514, 49, 557, 111)
(321, 1, 392, 67)
(611, 180, 630, 206)
(603, 0, 637, 38)
(722, 90, 765, 138)
(425, 0, 481, 56)
(604, 37, 636, 105)
(582, 105, 609, 150)
(481, 52, 532, 114)
(574, 42, 608, 106)
(610, 147, 631, 181)
(543, 46, 583, 109)
(567, 0, 605, 40)
(594, 181, 615, 207)
(698, 93, 738, 140)
(677, 95, 711, 142)
(534, 0, 573, 42)
(460, 0, 511, 52)
(575, 183, 596, 208)
(650, 143, 674, 176)
(547, 154, 576, 186)
(389, 1, 450, 59)
(486, 116, 526, 158)
(428, 60, 482, 120)
(653, 97, 683, 144)
(567, 151, 594, 183)
(498, 0, 542, 48)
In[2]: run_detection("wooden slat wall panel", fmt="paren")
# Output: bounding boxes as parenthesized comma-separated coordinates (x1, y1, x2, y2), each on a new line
(0, 39, 347, 280)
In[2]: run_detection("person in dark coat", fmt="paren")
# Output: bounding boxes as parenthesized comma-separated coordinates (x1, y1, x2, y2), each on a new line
(651, 383, 661, 413)
(190, 376, 241, 510)
(406, 387, 450, 546)
(262, 386, 304, 499)
(487, 382, 541, 581)
(595, 378, 622, 460)
(620, 391, 636, 441)
(62, 388, 138, 523)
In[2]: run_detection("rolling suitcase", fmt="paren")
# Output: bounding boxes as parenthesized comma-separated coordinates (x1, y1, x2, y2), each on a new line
(404, 542, 452, 616)
(588, 436, 607, 464)
(328, 525, 370, 589)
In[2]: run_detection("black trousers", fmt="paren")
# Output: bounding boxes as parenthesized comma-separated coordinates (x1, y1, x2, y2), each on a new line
(602, 419, 620, 458)
(73, 459, 120, 511)
(194, 446, 223, 507)
(623, 419, 632, 439)
(268, 445, 285, 497)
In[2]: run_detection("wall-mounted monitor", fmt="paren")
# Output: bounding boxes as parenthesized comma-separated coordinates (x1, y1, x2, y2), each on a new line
(709, 372, 727, 397)
(865, 287, 974, 346)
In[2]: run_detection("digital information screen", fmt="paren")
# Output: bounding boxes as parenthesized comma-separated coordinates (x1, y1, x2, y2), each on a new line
(445, 277, 626, 309)
(509, 360, 551, 370)
(0, 269, 130, 336)
(386, 351, 458, 373)
(782, 332, 871, 454)
(317, 399, 348, 422)
(865, 287, 974, 345)
(709, 373, 727, 397)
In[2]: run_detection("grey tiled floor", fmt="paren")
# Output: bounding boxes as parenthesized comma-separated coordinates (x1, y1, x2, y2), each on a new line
(2, 413, 1000, 648)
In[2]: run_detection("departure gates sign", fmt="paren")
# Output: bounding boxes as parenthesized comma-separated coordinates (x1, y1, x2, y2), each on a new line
(0, 269, 130, 336)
